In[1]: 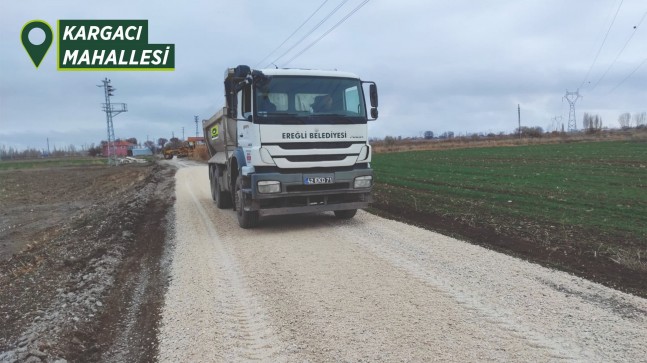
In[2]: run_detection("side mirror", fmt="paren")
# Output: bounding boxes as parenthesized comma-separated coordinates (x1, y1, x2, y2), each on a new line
(370, 108, 378, 119)
(369, 84, 378, 108)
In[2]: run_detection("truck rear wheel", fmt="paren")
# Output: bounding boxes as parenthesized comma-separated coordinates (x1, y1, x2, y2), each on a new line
(212, 167, 232, 209)
(235, 175, 259, 229)
(334, 209, 357, 219)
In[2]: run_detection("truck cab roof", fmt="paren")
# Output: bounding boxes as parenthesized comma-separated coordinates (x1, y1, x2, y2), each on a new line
(258, 68, 361, 80)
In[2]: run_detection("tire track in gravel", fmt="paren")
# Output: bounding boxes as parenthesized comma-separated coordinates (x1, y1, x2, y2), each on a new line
(329, 214, 647, 362)
(157, 167, 285, 362)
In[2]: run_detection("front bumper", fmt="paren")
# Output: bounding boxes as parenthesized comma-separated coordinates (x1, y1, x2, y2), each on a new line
(245, 168, 373, 217)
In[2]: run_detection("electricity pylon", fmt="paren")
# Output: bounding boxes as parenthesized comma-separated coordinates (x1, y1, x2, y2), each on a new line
(563, 90, 581, 132)
(98, 78, 128, 166)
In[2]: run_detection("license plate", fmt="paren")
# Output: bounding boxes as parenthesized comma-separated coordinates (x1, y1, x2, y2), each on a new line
(304, 176, 334, 185)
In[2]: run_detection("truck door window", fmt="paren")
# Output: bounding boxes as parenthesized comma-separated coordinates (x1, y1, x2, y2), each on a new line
(241, 84, 252, 119)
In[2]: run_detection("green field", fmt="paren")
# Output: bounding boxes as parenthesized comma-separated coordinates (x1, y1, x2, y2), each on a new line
(0, 157, 107, 170)
(371, 140, 647, 294)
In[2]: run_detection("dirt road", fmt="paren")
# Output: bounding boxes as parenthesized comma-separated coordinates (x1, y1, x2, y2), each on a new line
(158, 165, 647, 362)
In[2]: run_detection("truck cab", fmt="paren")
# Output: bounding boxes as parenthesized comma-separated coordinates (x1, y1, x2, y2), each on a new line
(204, 65, 378, 228)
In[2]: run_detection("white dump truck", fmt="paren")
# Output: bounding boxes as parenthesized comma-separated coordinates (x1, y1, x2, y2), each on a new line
(203, 65, 378, 228)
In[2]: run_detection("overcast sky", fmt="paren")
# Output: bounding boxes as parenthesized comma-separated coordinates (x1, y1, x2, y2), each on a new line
(1, 0, 646, 151)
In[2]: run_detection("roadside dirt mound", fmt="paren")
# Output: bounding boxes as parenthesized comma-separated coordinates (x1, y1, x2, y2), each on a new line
(0, 163, 175, 362)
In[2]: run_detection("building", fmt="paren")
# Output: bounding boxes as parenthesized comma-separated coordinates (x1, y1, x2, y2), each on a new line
(103, 141, 134, 157)
(132, 148, 153, 156)
(187, 136, 204, 147)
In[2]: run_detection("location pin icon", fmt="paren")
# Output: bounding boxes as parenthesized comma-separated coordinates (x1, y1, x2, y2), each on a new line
(21, 20, 53, 68)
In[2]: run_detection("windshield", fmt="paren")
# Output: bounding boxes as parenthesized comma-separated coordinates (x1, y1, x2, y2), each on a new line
(254, 76, 366, 124)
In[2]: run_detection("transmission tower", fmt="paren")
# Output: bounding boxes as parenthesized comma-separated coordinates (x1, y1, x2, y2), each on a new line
(98, 78, 128, 166)
(563, 89, 582, 132)
(194, 115, 199, 137)
(551, 115, 563, 133)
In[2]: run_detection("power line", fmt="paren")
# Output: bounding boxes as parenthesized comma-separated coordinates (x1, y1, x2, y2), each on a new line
(590, 11, 647, 91)
(579, 0, 624, 90)
(268, 0, 351, 67)
(283, 0, 371, 66)
(254, 0, 330, 68)
(607, 57, 647, 94)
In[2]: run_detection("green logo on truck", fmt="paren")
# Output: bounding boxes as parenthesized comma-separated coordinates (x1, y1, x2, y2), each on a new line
(210, 125, 219, 140)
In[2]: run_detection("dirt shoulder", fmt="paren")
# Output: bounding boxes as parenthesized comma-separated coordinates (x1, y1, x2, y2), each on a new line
(0, 162, 175, 362)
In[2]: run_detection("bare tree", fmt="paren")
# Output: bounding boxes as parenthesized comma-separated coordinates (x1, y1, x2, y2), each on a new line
(618, 112, 632, 128)
(515, 126, 543, 138)
(633, 112, 646, 127)
(157, 138, 168, 148)
(88, 145, 102, 157)
(582, 113, 592, 129)
(383, 136, 396, 147)
(144, 140, 157, 154)
(583, 113, 602, 133)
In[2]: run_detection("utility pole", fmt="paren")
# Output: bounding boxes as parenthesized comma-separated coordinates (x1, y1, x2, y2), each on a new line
(194, 115, 199, 137)
(563, 89, 582, 132)
(98, 78, 127, 166)
(46, 138, 50, 156)
(182, 127, 185, 140)
(517, 104, 521, 139)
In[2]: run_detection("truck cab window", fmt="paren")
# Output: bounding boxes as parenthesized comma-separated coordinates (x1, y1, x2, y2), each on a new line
(239, 84, 252, 119)
(344, 86, 361, 114)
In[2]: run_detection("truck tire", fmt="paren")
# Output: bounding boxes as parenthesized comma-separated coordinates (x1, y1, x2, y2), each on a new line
(235, 175, 259, 229)
(334, 209, 357, 219)
(213, 167, 232, 209)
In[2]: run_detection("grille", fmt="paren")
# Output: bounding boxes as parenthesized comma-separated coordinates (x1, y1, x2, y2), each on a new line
(264, 142, 362, 150)
(282, 154, 352, 162)
(286, 183, 349, 192)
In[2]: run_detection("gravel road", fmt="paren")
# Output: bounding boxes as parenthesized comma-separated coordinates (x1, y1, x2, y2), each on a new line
(157, 164, 647, 362)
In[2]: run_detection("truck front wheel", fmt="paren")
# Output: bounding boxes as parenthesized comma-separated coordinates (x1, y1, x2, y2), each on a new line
(334, 209, 357, 219)
(235, 175, 259, 229)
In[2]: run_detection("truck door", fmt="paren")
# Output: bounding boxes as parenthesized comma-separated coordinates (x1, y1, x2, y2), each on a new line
(237, 84, 254, 158)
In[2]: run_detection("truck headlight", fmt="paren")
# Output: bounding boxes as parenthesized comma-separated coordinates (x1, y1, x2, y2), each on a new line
(258, 180, 281, 193)
(354, 175, 372, 188)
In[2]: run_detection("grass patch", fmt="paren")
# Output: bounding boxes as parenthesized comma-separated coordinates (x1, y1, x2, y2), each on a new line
(0, 157, 107, 170)
(371, 140, 647, 295)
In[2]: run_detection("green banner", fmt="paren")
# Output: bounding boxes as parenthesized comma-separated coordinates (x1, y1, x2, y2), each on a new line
(57, 20, 174, 71)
